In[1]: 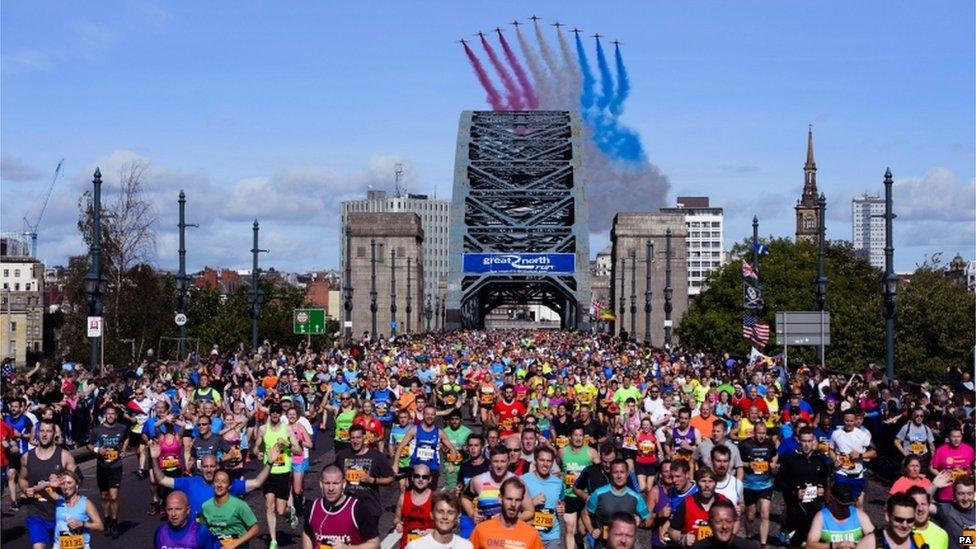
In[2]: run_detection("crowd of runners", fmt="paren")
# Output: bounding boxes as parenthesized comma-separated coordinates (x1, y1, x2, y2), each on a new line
(1, 329, 974, 549)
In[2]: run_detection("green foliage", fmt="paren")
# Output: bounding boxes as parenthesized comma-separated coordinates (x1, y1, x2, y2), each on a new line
(677, 236, 976, 382)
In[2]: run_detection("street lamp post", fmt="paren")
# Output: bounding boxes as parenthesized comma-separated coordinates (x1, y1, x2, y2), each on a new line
(84, 168, 107, 371)
(618, 256, 626, 336)
(369, 239, 378, 338)
(424, 294, 432, 332)
(176, 190, 197, 361)
(664, 228, 673, 348)
(629, 249, 637, 337)
(815, 192, 827, 366)
(249, 220, 268, 351)
(644, 241, 653, 346)
(405, 257, 412, 333)
(881, 168, 898, 380)
(390, 248, 397, 338)
(342, 225, 353, 344)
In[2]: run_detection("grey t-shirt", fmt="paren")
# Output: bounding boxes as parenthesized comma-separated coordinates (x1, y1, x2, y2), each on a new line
(694, 437, 743, 469)
(934, 501, 975, 543)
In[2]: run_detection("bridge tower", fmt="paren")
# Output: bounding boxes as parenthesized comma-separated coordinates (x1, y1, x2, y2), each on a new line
(445, 111, 591, 330)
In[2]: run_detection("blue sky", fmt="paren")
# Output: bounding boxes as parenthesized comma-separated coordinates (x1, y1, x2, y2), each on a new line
(2, 1, 973, 272)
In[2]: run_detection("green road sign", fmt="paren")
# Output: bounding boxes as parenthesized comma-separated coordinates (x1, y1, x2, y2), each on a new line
(293, 308, 326, 335)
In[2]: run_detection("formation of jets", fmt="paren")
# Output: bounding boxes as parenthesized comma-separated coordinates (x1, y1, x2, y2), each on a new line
(460, 16, 619, 46)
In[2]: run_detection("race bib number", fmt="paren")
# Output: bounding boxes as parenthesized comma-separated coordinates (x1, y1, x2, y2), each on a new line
(639, 440, 655, 455)
(400, 445, 411, 457)
(952, 468, 968, 481)
(909, 442, 926, 454)
(694, 520, 712, 541)
(501, 418, 514, 431)
(751, 460, 769, 474)
(556, 436, 569, 448)
(273, 452, 287, 466)
(840, 455, 855, 469)
(532, 509, 555, 531)
(345, 468, 365, 484)
(623, 436, 636, 447)
(407, 531, 424, 543)
(564, 473, 578, 487)
(676, 448, 693, 460)
(337, 429, 350, 441)
(416, 446, 436, 461)
(161, 456, 180, 469)
(818, 441, 829, 454)
(480, 393, 494, 405)
(221, 539, 237, 547)
(447, 451, 463, 464)
(443, 394, 457, 405)
(320, 544, 334, 549)
(584, 435, 595, 446)
(365, 432, 377, 444)
(104, 449, 119, 461)
(59, 535, 84, 549)
(376, 405, 388, 417)
(802, 485, 819, 503)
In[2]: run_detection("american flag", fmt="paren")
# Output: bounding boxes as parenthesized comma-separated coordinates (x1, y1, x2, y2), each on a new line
(743, 314, 770, 349)
(742, 260, 758, 280)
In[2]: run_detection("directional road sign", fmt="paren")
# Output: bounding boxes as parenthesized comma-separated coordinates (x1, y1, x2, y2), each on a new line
(293, 308, 326, 335)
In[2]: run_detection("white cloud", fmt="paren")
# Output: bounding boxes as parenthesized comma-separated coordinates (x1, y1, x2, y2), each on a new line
(1, 153, 44, 182)
(893, 167, 975, 222)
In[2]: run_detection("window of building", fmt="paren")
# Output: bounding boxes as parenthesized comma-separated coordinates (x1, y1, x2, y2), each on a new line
(14, 283, 19, 291)
(2, 269, 7, 277)
(14, 269, 20, 277)
(356, 246, 366, 258)
(711, 222, 720, 227)
(691, 271, 701, 278)
(9, 322, 15, 331)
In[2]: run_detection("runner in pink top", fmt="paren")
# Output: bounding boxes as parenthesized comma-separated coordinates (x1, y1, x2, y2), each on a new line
(930, 427, 975, 502)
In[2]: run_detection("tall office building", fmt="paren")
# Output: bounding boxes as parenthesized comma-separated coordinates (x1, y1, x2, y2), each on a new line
(341, 190, 451, 326)
(661, 196, 725, 296)
(852, 193, 885, 268)
(1, 236, 45, 364)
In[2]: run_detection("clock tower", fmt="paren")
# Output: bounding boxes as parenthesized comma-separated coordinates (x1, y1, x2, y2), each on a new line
(795, 126, 821, 242)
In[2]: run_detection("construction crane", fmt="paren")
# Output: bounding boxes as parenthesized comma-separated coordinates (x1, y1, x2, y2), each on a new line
(22, 159, 63, 258)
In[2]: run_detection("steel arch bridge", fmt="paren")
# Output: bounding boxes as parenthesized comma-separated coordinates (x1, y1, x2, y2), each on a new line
(445, 111, 591, 330)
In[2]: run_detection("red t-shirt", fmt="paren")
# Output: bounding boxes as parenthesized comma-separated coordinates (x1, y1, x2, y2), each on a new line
(493, 399, 527, 436)
(0, 421, 14, 468)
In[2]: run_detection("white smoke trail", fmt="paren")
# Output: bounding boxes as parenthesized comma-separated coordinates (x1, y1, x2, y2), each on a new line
(533, 20, 564, 108)
(516, 25, 553, 109)
(556, 27, 582, 110)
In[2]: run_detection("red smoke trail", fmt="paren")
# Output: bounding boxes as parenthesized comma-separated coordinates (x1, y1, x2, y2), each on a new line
(463, 42, 506, 110)
(479, 34, 523, 110)
(496, 29, 538, 109)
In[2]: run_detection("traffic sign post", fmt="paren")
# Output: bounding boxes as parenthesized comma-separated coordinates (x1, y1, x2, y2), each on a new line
(87, 316, 103, 338)
(174, 313, 188, 326)
(775, 311, 831, 369)
(293, 308, 326, 335)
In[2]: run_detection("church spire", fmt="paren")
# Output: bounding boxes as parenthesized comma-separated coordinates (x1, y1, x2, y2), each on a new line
(805, 124, 816, 171)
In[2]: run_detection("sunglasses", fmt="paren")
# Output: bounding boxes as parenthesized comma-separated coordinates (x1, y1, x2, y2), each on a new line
(890, 516, 914, 524)
(507, 449, 520, 453)
(412, 474, 431, 480)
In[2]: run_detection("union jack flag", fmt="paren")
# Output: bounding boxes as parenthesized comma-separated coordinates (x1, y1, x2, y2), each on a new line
(743, 314, 770, 349)
(742, 261, 758, 280)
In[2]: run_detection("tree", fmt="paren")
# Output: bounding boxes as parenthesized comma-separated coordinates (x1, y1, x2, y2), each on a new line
(895, 268, 975, 382)
(678, 237, 883, 370)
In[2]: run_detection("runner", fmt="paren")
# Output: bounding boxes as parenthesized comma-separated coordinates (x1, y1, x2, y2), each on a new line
(857, 493, 921, 549)
(286, 406, 314, 518)
(255, 402, 302, 547)
(395, 463, 435, 548)
(88, 405, 129, 539)
(154, 491, 220, 549)
(560, 425, 600, 549)
(521, 446, 565, 549)
(198, 469, 260, 548)
(301, 465, 380, 549)
(404, 492, 473, 549)
(470, 477, 543, 549)
(669, 467, 727, 547)
(582, 459, 650, 548)
(688, 500, 758, 549)
(462, 444, 514, 538)
(738, 423, 777, 547)
(804, 483, 874, 549)
(775, 427, 831, 546)
(443, 410, 473, 493)
(334, 423, 395, 515)
(52, 471, 104, 549)
(395, 405, 460, 488)
(20, 420, 77, 549)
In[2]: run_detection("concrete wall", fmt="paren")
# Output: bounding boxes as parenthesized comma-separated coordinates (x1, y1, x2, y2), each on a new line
(610, 212, 689, 347)
(347, 213, 426, 339)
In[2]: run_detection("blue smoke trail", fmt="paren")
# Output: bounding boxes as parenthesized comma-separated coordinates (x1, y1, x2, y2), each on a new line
(609, 43, 629, 116)
(595, 38, 614, 111)
(574, 32, 596, 110)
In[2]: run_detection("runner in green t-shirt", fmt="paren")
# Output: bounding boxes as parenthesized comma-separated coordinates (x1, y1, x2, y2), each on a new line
(442, 411, 472, 491)
(199, 470, 259, 548)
